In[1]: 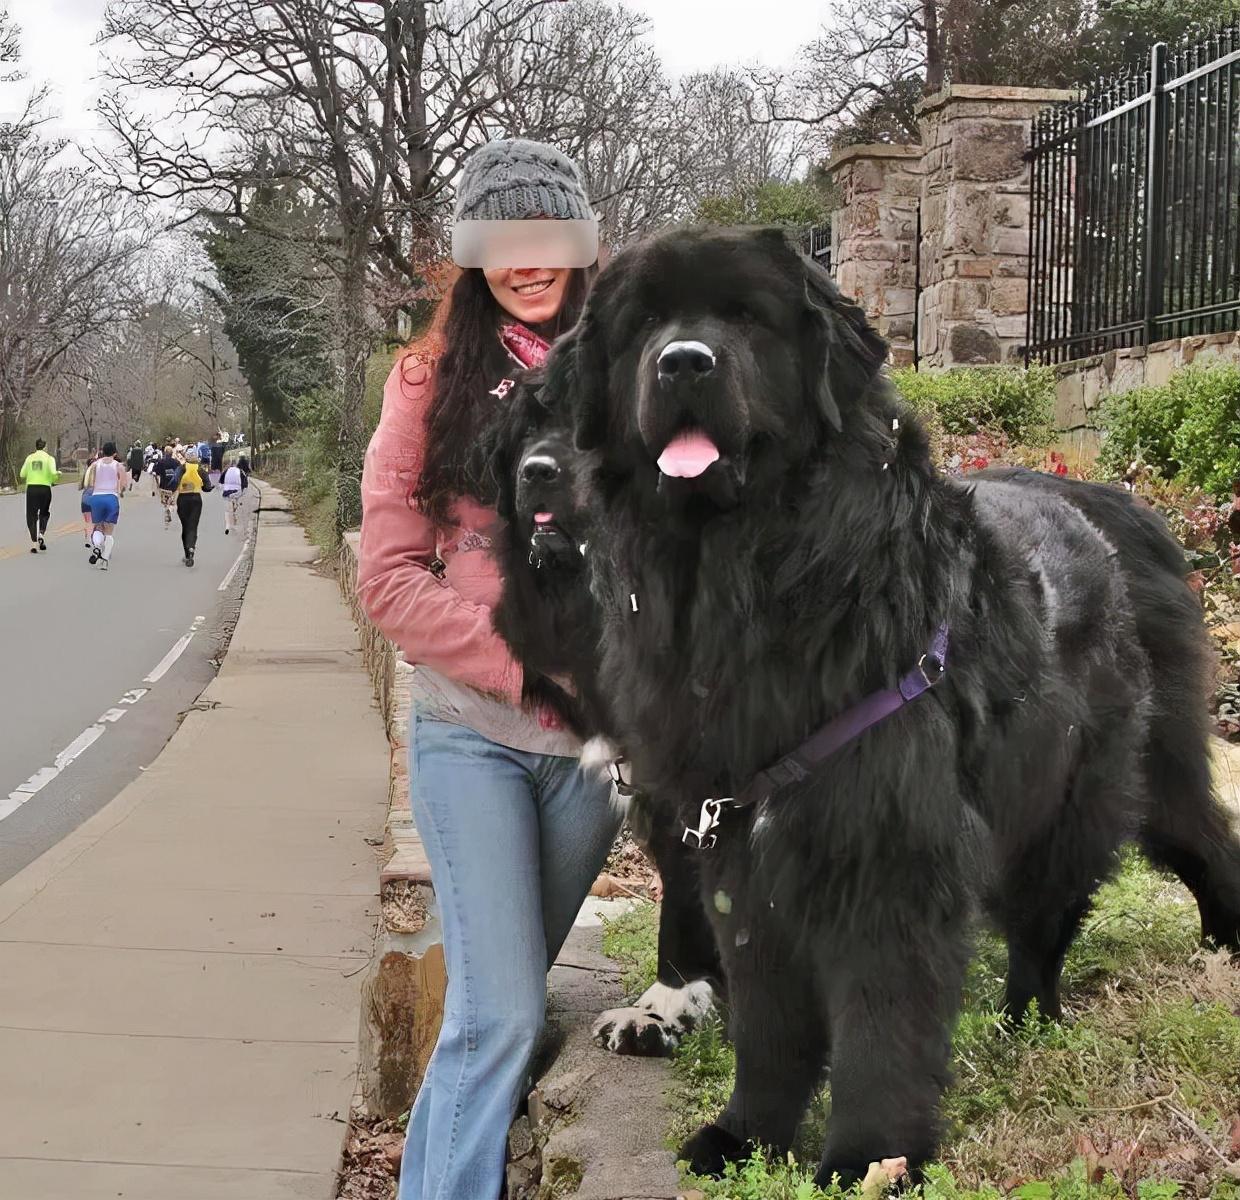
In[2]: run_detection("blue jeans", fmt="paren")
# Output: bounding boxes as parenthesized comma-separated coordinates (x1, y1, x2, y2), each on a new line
(399, 713, 620, 1200)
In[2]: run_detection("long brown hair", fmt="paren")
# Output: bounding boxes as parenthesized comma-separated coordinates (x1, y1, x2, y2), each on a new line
(410, 265, 595, 525)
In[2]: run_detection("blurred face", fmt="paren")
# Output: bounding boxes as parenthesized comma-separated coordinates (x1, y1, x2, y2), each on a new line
(483, 267, 570, 326)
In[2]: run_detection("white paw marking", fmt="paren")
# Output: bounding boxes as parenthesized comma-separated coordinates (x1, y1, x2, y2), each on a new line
(592, 980, 716, 1055)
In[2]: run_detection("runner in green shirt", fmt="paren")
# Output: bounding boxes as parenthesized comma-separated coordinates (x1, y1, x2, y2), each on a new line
(19, 439, 60, 554)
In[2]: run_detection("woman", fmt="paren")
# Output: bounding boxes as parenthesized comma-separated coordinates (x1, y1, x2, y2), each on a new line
(85, 442, 126, 571)
(357, 139, 619, 1200)
(171, 447, 213, 567)
(219, 455, 249, 535)
(79, 451, 98, 548)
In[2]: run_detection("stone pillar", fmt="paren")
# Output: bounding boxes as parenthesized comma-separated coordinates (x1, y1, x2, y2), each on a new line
(827, 144, 923, 366)
(915, 84, 1075, 367)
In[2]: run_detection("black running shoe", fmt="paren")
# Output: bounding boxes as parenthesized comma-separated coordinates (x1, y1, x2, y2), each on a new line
(30, 546, 37, 554)
(38, 538, 46, 551)
(89, 550, 99, 565)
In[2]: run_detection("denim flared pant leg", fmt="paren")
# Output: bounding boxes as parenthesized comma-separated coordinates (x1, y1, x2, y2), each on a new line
(397, 713, 620, 1200)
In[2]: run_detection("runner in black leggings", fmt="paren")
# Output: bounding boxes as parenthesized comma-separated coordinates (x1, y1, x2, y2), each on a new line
(170, 448, 213, 566)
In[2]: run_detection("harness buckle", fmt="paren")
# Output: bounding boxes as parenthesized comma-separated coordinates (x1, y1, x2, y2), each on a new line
(607, 759, 639, 798)
(917, 651, 945, 689)
(682, 797, 734, 850)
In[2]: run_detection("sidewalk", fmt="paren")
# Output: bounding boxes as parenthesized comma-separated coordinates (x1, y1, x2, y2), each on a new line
(0, 489, 388, 1199)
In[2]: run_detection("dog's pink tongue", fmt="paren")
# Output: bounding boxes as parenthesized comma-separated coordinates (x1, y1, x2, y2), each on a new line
(657, 430, 720, 479)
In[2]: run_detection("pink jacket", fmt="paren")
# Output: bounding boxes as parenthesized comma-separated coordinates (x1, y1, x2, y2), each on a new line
(357, 356, 523, 705)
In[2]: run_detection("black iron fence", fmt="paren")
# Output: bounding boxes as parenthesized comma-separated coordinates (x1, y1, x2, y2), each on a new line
(802, 221, 832, 272)
(1027, 24, 1240, 364)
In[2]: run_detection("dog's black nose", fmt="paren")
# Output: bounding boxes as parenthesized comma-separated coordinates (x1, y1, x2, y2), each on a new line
(520, 454, 561, 484)
(658, 339, 715, 381)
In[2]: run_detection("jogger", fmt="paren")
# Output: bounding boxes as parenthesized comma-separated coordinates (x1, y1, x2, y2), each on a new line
(220, 457, 249, 535)
(84, 443, 125, 571)
(24, 486, 51, 550)
(176, 492, 202, 563)
(19, 438, 59, 553)
(171, 448, 212, 566)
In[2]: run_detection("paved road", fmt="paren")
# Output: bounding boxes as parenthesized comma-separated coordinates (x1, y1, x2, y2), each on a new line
(0, 479, 259, 884)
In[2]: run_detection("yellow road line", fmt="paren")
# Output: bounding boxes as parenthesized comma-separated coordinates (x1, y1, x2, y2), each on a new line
(0, 520, 91, 561)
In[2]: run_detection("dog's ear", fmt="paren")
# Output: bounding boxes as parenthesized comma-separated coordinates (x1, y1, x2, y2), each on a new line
(545, 307, 610, 452)
(801, 252, 889, 433)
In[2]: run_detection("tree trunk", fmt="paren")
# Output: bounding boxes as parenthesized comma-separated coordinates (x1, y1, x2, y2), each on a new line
(335, 229, 373, 534)
(924, 0, 944, 95)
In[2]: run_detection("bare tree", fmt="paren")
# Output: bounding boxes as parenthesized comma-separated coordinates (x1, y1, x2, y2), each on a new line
(0, 123, 151, 466)
(99, 0, 571, 527)
(0, 7, 21, 82)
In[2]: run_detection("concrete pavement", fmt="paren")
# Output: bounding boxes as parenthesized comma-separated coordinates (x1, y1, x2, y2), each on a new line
(0, 489, 387, 1199)
(0, 480, 260, 883)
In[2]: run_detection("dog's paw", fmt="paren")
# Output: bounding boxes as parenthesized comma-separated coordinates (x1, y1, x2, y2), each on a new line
(592, 980, 715, 1057)
(678, 1123, 749, 1177)
(592, 1005, 677, 1056)
(816, 1155, 911, 1194)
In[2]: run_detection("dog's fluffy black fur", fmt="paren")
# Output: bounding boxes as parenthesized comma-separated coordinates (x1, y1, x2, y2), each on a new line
(489, 226, 1240, 1185)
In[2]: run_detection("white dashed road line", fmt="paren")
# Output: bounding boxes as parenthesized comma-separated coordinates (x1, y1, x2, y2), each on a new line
(1, 618, 205, 823)
(143, 615, 205, 684)
(218, 536, 251, 592)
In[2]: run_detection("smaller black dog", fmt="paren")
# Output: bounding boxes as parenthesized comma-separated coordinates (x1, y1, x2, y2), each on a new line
(487, 374, 724, 1056)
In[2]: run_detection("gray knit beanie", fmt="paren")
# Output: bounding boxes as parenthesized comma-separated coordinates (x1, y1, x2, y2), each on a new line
(454, 139, 593, 222)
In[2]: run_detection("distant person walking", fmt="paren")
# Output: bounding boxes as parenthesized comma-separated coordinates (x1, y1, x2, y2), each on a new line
(84, 442, 126, 570)
(19, 438, 59, 554)
(220, 456, 249, 536)
(154, 445, 181, 528)
(171, 447, 213, 567)
(79, 452, 97, 547)
(126, 443, 144, 492)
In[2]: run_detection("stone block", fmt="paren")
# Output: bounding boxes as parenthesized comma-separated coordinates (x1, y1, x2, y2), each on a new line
(941, 185, 990, 254)
(1109, 350, 1147, 394)
(883, 287, 917, 316)
(945, 322, 1001, 364)
(941, 279, 990, 321)
(850, 196, 882, 237)
(991, 277, 1029, 317)
(994, 314, 1028, 340)
(1054, 371, 1089, 429)
(993, 192, 1031, 229)
(951, 120, 1028, 182)
(357, 940, 447, 1119)
(891, 170, 925, 197)
(883, 316, 915, 342)
(851, 238, 903, 262)
(995, 256, 1028, 277)
(1146, 349, 1179, 388)
(955, 258, 996, 278)
(992, 227, 1030, 257)
(850, 158, 888, 193)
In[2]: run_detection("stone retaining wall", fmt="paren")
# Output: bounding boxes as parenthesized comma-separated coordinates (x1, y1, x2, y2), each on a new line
(1053, 331, 1240, 460)
(339, 533, 445, 1121)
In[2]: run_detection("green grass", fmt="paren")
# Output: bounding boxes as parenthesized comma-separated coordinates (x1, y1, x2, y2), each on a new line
(600, 901, 661, 996)
(604, 853, 1240, 1199)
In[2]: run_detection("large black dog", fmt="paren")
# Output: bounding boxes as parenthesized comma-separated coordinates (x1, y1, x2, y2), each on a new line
(488, 373, 725, 1054)
(489, 226, 1240, 1185)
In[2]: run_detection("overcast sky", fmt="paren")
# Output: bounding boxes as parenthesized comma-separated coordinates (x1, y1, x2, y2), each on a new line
(2, 0, 828, 142)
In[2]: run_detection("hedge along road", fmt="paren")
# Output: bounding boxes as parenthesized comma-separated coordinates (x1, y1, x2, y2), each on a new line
(0, 480, 259, 885)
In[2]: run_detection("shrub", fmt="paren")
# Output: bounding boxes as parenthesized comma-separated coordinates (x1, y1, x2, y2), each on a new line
(892, 366, 1055, 447)
(1171, 364, 1240, 496)
(1096, 363, 1240, 497)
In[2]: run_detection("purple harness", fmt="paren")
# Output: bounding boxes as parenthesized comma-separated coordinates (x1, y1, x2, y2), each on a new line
(680, 623, 950, 849)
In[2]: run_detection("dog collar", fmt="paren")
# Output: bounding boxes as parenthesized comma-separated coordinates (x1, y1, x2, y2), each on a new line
(683, 623, 949, 850)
